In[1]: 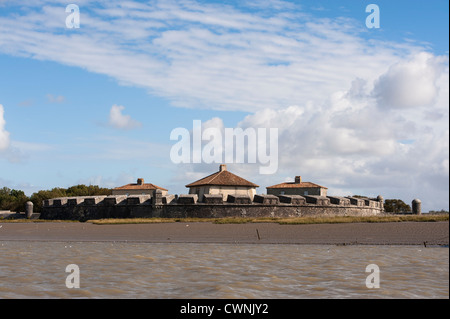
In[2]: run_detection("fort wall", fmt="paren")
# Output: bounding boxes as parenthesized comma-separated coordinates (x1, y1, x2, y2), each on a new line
(40, 192, 384, 221)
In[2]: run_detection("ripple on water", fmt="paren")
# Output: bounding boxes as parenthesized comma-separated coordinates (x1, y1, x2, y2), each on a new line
(0, 242, 448, 299)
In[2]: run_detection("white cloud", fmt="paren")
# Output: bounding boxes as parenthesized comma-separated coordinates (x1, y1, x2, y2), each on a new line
(108, 104, 141, 130)
(373, 52, 448, 109)
(228, 63, 448, 209)
(0, 104, 10, 151)
(0, 0, 421, 112)
(46, 94, 65, 103)
(0, 105, 24, 164)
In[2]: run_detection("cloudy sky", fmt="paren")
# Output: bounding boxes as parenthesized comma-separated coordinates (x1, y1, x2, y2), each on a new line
(0, 0, 448, 211)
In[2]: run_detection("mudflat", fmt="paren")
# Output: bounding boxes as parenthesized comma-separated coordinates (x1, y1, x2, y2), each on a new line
(0, 221, 448, 245)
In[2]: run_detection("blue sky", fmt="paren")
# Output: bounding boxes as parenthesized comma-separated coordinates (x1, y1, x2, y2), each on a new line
(0, 0, 448, 211)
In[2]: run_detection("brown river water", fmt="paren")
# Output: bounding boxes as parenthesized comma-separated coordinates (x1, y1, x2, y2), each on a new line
(0, 241, 448, 299)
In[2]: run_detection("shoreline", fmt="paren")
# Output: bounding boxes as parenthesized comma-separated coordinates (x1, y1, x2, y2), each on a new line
(0, 221, 448, 245)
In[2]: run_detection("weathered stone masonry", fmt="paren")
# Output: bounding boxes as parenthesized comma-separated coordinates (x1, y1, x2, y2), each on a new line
(41, 191, 384, 221)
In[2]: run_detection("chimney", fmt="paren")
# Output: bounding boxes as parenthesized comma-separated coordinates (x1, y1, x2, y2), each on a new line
(295, 176, 301, 184)
(137, 178, 144, 185)
(219, 164, 227, 172)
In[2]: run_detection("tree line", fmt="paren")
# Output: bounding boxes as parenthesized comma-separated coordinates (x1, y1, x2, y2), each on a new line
(0, 186, 437, 215)
(0, 185, 111, 214)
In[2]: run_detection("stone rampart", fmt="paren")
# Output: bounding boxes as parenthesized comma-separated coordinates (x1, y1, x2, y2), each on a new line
(40, 193, 384, 221)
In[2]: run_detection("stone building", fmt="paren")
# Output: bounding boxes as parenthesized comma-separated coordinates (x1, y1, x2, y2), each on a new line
(186, 164, 259, 201)
(266, 176, 327, 196)
(112, 178, 168, 196)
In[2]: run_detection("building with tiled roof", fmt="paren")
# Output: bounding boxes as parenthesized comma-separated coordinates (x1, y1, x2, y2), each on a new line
(186, 164, 259, 201)
(266, 176, 327, 196)
(112, 178, 168, 196)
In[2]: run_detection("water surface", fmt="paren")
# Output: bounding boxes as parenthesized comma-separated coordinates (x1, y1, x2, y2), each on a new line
(0, 242, 448, 298)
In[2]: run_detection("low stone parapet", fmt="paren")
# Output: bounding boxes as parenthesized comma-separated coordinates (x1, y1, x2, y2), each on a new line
(327, 196, 351, 205)
(304, 195, 330, 205)
(227, 195, 252, 204)
(253, 194, 280, 205)
(278, 195, 306, 205)
(364, 199, 378, 208)
(162, 194, 176, 205)
(53, 198, 69, 206)
(104, 195, 127, 205)
(67, 197, 85, 206)
(84, 196, 107, 205)
(127, 195, 151, 205)
(347, 197, 365, 206)
(43, 199, 53, 207)
(177, 194, 198, 204)
(203, 194, 223, 204)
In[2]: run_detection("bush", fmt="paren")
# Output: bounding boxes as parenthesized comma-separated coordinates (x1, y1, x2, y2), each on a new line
(0, 187, 30, 213)
(384, 199, 411, 214)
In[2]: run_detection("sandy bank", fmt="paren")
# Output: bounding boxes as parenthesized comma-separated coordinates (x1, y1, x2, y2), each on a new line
(0, 221, 448, 245)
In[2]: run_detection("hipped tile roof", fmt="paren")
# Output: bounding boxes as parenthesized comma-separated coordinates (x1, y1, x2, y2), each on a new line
(186, 166, 259, 188)
(114, 182, 168, 191)
(267, 181, 327, 189)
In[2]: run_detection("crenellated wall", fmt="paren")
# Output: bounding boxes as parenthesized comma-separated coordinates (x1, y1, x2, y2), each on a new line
(40, 191, 384, 221)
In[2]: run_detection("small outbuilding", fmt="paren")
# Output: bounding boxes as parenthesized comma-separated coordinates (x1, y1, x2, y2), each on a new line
(186, 164, 259, 201)
(266, 176, 327, 197)
(112, 178, 168, 196)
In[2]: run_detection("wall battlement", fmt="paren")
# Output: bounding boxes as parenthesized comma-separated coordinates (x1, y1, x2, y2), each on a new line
(41, 192, 384, 221)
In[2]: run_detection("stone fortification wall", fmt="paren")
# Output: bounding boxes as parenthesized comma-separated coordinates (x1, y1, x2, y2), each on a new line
(40, 192, 384, 221)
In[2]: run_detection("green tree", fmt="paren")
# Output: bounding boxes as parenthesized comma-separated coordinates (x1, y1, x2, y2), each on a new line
(0, 186, 11, 196)
(2, 184, 112, 214)
(384, 199, 412, 214)
(0, 187, 13, 210)
(30, 188, 67, 214)
(30, 185, 111, 213)
(0, 187, 30, 212)
(66, 184, 111, 197)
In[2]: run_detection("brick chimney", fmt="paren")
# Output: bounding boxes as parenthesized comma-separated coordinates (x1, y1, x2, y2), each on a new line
(295, 176, 301, 184)
(137, 178, 144, 185)
(219, 164, 227, 172)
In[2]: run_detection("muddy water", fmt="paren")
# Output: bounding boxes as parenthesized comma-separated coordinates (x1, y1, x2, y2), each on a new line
(0, 242, 448, 298)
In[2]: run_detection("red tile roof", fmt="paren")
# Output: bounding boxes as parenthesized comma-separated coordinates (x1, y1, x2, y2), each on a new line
(114, 183, 168, 191)
(267, 181, 327, 189)
(186, 167, 259, 188)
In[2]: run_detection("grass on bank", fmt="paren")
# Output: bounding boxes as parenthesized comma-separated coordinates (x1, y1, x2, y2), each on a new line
(86, 214, 449, 225)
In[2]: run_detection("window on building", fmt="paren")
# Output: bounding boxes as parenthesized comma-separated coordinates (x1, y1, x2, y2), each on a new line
(280, 191, 285, 195)
(304, 191, 308, 195)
